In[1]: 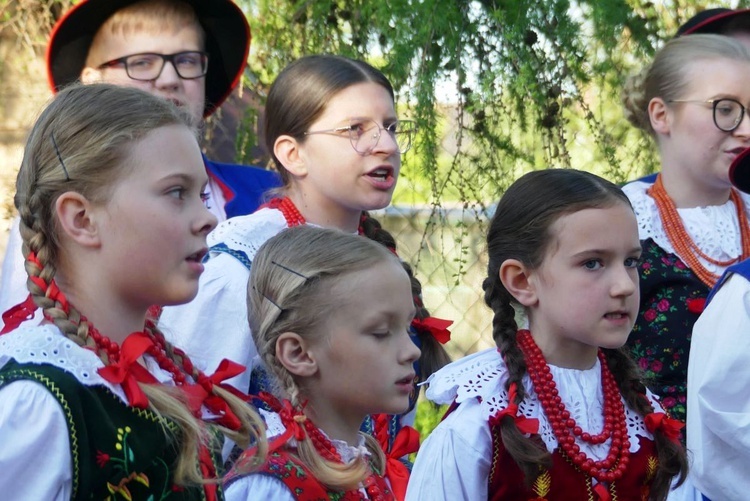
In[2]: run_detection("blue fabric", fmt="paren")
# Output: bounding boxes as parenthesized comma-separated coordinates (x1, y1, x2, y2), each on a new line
(706, 259, 750, 305)
(204, 158, 281, 217)
(206, 242, 252, 269)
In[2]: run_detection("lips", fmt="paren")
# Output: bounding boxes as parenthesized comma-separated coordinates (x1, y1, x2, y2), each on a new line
(396, 373, 417, 385)
(186, 247, 208, 263)
(366, 166, 394, 182)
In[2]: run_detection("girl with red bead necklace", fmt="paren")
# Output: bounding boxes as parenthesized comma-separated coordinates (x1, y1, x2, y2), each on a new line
(224, 225, 421, 500)
(407, 169, 690, 501)
(0, 84, 266, 499)
(159, 55, 450, 456)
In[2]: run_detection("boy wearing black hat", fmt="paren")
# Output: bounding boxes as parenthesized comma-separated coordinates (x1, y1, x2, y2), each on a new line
(0, 0, 279, 312)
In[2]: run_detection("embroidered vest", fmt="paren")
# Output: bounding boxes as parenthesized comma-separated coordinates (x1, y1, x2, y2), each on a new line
(226, 449, 393, 501)
(0, 360, 223, 501)
(487, 424, 659, 501)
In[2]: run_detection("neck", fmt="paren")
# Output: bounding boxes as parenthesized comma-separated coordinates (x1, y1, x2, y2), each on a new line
(286, 191, 361, 233)
(527, 327, 598, 370)
(304, 398, 364, 447)
(659, 170, 731, 208)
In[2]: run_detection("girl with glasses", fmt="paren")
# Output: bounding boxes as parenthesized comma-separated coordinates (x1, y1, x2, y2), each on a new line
(159, 54, 451, 472)
(621, 34, 750, 425)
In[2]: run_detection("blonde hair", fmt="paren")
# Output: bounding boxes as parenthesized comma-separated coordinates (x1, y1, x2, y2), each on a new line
(622, 34, 750, 135)
(86, 0, 205, 66)
(15, 83, 266, 485)
(247, 225, 405, 489)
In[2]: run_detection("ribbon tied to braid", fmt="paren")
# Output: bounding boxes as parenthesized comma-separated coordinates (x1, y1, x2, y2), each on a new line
(489, 382, 540, 435)
(98, 331, 159, 408)
(372, 413, 420, 501)
(255, 391, 308, 451)
(1, 251, 70, 334)
(182, 358, 248, 430)
(411, 316, 453, 344)
(644, 411, 684, 444)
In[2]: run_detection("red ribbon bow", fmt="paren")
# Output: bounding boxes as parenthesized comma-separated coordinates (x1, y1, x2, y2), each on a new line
(98, 331, 159, 408)
(644, 412, 684, 444)
(382, 425, 420, 501)
(411, 316, 453, 344)
(489, 383, 539, 435)
(255, 392, 308, 452)
(182, 359, 248, 430)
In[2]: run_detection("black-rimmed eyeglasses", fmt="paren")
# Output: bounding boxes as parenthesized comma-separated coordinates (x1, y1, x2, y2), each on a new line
(668, 98, 748, 132)
(304, 118, 418, 155)
(98, 51, 209, 81)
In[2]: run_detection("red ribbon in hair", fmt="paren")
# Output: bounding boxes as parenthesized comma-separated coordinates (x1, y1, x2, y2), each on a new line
(489, 382, 539, 435)
(182, 359, 248, 430)
(255, 392, 308, 452)
(97, 331, 159, 408)
(411, 316, 453, 344)
(644, 412, 684, 444)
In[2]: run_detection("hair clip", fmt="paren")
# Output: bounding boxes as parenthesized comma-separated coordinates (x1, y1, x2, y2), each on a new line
(50, 132, 70, 181)
(271, 260, 309, 280)
(252, 286, 283, 312)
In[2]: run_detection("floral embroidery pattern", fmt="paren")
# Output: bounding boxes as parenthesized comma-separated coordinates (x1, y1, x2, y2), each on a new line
(530, 470, 551, 500)
(98, 426, 172, 501)
(628, 239, 707, 423)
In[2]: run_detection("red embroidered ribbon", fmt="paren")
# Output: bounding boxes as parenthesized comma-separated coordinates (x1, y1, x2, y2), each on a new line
(411, 316, 453, 344)
(98, 331, 159, 408)
(593, 482, 612, 501)
(198, 444, 218, 501)
(383, 425, 420, 501)
(1, 294, 37, 334)
(488, 382, 540, 435)
(182, 359, 247, 430)
(644, 412, 684, 444)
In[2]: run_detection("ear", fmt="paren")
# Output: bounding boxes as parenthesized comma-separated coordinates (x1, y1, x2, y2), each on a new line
(55, 191, 102, 248)
(80, 67, 102, 85)
(275, 332, 318, 377)
(274, 135, 308, 178)
(648, 97, 671, 135)
(499, 258, 538, 307)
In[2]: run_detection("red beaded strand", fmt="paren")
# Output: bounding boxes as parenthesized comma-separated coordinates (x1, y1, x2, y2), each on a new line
(516, 330, 630, 483)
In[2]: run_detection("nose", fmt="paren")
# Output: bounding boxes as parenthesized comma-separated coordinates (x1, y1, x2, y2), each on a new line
(195, 204, 218, 236)
(154, 60, 181, 89)
(401, 328, 422, 365)
(371, 127, 400, 156)
(610, 265, 637, 298)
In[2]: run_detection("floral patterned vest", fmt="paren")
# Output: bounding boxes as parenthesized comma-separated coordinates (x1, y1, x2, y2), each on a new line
(0, 360, 224, 501)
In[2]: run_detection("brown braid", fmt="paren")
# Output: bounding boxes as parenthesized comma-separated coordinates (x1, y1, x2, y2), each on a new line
(360, 211, 451, 381)
(602, 349, 687, 500)
(482, 273, 550, 484)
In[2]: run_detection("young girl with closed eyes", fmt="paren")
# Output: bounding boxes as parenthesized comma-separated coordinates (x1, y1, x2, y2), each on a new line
(224, 225, 421, 500)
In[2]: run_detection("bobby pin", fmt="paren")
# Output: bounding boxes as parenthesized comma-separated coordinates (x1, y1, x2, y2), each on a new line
(253, 286, 283, 312)
(271, 260, 309, 280)
(50, 132, 70, 181)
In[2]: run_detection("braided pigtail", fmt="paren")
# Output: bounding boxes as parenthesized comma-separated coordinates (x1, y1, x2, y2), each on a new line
(602, 349, 687, 500)
(483, 273, 550, 484)
(360, 212, 451, 381)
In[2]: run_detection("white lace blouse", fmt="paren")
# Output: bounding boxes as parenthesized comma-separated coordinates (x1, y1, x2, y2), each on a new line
(622, 179, 750, 273)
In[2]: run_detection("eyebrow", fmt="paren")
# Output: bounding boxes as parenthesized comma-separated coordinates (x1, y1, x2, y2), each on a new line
(159, 172, 208, 185)
(571, 246, 642, 259)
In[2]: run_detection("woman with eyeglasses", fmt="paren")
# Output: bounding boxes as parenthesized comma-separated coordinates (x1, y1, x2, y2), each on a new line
(621, 34, 750, 426)
(159, 54, 451, 471)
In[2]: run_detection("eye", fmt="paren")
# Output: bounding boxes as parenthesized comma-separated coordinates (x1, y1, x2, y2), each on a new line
(625, 256, 642, 268)
(176, 52, 201, 68)
(128, 55, 158, 69)
(167, 186, 187, 200)
(582, 259, 602, 271)
(347, 122, 368, 137)
(371, 331, 390, 339)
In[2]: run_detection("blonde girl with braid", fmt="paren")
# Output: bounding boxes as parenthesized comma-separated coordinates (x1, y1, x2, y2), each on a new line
(407, 169, 691, 501)
(159, 54, 451, 462)
(224, 225, 421, 501)
(0, 83, 266, 500)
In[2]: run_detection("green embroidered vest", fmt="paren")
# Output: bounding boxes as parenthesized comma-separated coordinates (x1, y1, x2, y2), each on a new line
(0, 360, 223, 500)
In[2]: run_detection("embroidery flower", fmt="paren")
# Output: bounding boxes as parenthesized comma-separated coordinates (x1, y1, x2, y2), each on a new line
(96, 450, 111, 468)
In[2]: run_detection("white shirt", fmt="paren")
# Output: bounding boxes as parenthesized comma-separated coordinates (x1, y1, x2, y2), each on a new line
(688, 272, 750, 501)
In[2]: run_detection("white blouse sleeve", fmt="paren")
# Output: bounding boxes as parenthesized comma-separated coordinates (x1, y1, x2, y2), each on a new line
(224, 474, 295, 501)
(0, 217, 29, 313)
(159, 252, 255, 392)
(687, 273, 750, 501)
(0, 380, 72, 500)
(406, 398, 491, 501)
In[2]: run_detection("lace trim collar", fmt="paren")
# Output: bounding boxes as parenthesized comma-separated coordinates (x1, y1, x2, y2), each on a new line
(261, 409, 371, 464)
(623, 179, 750, 274)
(424, 348, 660, 458)
(0, 324, 176, 405)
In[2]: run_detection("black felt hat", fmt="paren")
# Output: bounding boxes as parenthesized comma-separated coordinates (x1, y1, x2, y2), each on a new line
(730, 148, 750, 193)
(677, 8, 750, 36)
(46, 0, 250, 117)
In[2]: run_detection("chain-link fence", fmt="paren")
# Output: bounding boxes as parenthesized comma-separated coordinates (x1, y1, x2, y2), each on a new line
(375, 205, 496, 361)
